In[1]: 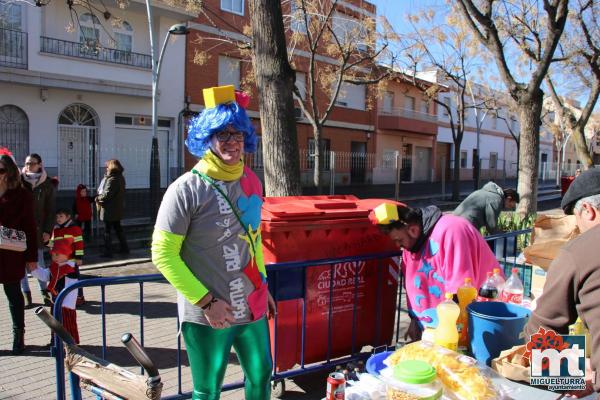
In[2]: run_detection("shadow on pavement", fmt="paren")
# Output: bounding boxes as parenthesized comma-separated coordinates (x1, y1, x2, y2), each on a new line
(78, 300, 177, 319)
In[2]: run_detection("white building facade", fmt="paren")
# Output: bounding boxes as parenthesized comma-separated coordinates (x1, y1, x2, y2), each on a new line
(0, 0, 192, 193)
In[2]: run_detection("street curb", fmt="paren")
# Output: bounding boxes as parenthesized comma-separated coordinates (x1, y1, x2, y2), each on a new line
(80, 257, 152, 272)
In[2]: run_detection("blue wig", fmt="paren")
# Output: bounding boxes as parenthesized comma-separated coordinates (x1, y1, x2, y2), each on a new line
(186, 102, 258, 158)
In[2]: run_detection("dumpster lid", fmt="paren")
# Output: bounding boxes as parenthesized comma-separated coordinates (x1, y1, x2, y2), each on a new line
(262, 195, 371, 221)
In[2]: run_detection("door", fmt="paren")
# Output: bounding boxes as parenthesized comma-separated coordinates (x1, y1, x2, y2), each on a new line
(401, 143, 413, 182)
(435, 143, 451, 182)
(58, 125, 97, 190)
(350, 141, 367, 184)
(414, 146, 431, 182)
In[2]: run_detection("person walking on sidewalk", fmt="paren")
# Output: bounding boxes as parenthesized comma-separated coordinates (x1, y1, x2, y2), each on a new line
(96, 159, 128, 258)
(453, 182, 519, 233)
(152, 86, 275, 400)
(0, 148, 38, 354)
(20, 153, 54, 308)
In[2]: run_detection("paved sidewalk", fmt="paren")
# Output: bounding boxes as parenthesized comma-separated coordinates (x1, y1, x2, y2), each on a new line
(0, 262, 334, 399)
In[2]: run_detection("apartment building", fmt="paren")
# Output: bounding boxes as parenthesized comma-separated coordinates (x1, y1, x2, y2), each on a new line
(184, 0, 378, 185)
(0, 0, 192, 192)
(373, 72, 439, 184)
(418, 69, 555, 183)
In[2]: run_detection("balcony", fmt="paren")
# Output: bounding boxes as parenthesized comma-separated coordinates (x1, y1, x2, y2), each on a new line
(377, 106, 438, 135)
(0, 28, 28, 69)
(40, 36, 152, 69)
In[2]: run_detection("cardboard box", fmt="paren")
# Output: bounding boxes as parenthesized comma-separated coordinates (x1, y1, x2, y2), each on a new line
(530, 265, 547, 299)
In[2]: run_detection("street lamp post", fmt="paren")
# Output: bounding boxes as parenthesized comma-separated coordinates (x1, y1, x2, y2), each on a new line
(145, 1, 189, 219)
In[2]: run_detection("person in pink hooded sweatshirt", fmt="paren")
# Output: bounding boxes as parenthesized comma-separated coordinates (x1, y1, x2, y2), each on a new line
(376, 204, 500, 341)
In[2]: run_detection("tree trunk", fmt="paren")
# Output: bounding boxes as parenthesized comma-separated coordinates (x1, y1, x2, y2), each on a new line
(312, 124, 323, 194)
(572, 125, 594, 169)
(452, 141, 462, 201)
(516, 89, 543, 215)
(249, 0, 302, 196)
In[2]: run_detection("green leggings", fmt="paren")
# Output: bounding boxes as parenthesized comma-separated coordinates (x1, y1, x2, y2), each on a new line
(181, 318, 273, 400)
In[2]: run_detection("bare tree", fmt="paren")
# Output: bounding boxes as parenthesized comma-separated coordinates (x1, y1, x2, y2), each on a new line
(545, 0, 600, 170)
(456, 0, 569, 215)
(403, 9, 494, 200)
(249, 0, 302, 196)
(287, 0, 394, 192)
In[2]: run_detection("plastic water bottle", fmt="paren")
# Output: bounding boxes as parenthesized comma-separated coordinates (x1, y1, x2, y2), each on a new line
(501, 268, 524, 305)
(457, 278, 477, 349)
(492, 268, 506, 293)
(434, 293, 460, 351)
(477, 272, 499, 302)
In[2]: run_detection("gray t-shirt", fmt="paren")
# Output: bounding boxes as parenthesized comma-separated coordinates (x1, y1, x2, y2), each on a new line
(155, 171, 259, 326)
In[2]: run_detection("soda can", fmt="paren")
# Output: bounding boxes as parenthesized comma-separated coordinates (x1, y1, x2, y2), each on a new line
(326, 372, 345, 400)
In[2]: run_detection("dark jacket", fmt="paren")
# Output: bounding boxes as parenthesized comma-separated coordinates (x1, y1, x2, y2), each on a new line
(97, 171, 126, 221)
(0, 186, 38, 283)
(453, 181, 504, 233)
(21, 169, 56, 248)
(524, 224, 600, 392)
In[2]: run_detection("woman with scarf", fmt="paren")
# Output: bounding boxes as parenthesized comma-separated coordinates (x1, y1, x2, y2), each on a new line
(0, 148, 38, 354)
(20, 153, 54, 308)
(152, 85, 274, 400)
(96, 159, 128, 257)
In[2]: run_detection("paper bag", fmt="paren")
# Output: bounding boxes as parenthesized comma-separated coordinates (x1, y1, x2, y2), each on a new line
(523, 214, 579, 269)
(491, 345, 530, 383)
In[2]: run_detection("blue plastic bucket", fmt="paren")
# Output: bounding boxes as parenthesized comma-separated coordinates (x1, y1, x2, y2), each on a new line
(468, 301, 531, 365)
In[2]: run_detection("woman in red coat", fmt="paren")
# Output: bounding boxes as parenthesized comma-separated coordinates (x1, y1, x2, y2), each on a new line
(0, 149, 38, 354)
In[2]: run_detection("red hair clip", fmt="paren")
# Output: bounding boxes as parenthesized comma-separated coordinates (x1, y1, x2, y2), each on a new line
(235, 90, 250, 109)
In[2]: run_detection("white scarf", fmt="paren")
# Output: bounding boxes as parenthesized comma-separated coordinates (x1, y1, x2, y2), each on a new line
(21, 169, 47, 189)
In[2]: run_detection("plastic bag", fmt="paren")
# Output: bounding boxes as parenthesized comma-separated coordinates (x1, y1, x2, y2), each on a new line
(385, 341, 500, 400)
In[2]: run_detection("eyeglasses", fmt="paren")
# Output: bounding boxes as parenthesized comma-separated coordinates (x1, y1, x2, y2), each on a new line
(215, 130, 244, 143)
(0, 168, 6, 175)
(25, 161, 38, 166)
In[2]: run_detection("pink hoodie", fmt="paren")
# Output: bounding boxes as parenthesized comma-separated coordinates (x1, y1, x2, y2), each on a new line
(402, 214, 499, 328)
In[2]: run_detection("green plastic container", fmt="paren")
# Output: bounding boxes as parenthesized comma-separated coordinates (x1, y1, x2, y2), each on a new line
(382, 360, 443, 399)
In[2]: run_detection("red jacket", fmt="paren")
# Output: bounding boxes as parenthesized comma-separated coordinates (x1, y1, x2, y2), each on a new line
(74, 184, 93, 222)
(50, 220, 84, 262)
(0, 186, 38, 284)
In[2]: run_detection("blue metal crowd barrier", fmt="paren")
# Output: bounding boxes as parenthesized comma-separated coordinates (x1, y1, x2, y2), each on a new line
(51, 230, 532, 400)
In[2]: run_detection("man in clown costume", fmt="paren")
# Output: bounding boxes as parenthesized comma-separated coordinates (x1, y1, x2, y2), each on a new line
(152, 85, 274, 400)
(374, 203, 499, 340)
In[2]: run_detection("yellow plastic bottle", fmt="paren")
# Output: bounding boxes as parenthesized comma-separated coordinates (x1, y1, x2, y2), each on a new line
(457, 278, 477, 349)
(434, 293, 460, 351)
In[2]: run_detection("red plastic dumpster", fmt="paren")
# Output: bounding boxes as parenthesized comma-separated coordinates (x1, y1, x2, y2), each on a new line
(561, 176, 575, 196)
(261, 195, 402, 372)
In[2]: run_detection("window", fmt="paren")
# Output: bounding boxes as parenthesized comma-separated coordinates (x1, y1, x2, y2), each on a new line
(113, 20, 133, 52)
(79, 13, 101, 51)
(382, 149, 397, 168)
(307, 138, 330, 170)
(382, 92, 394, 114)
(510, 116, 518, 132)
(443, 97, 451, 116)
(218, 55, 241, 88)
(490, 152, 498, 169)
(0, 1, 23, 61)
(331, 11, 368, 50)
(335, 82, 366, 110)
(420, 100, 428, 114)
(290, 0, 307, 33)
(460, 151, 468, 168)
(221, 0, 244, 15)
(492, 113, 498, 129)
(405, 95, 415, 111)
(295, 71, 306, 100)
(0, 1, 21, 30)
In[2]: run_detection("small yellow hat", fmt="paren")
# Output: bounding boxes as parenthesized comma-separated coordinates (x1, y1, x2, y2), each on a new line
(374, 203, 400, 225)
(203, 85, 236, 109)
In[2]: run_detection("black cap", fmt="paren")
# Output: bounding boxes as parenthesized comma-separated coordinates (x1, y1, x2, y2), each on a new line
(561, 168, 600, 215)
